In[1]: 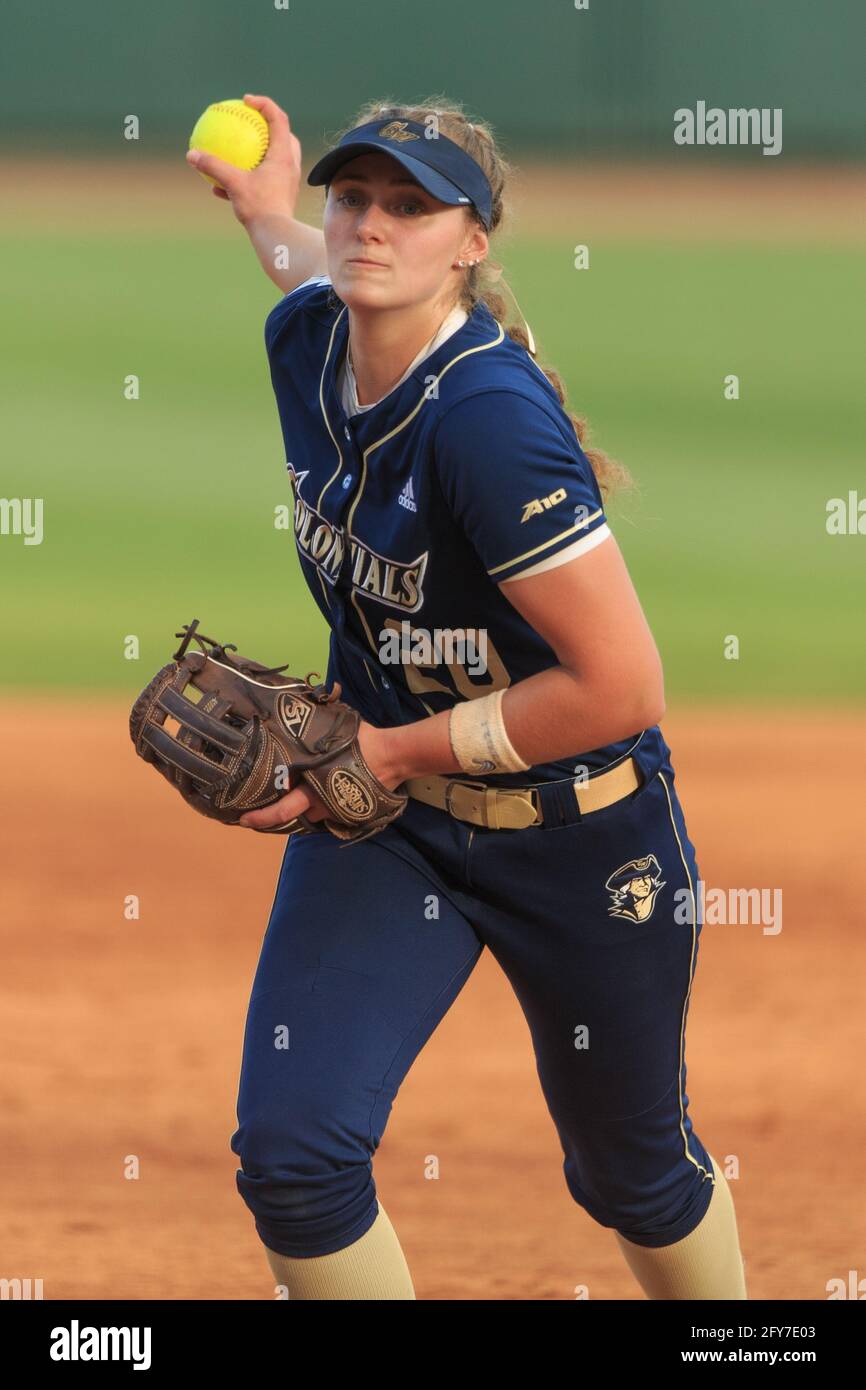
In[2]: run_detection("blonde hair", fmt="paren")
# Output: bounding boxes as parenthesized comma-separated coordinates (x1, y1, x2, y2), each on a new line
(322, 95, 632, 499)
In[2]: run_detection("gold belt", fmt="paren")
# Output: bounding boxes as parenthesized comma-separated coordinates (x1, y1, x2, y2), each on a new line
(404, 757, 642, 831)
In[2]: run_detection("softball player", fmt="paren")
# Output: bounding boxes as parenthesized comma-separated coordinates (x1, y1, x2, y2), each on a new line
(187, 95, 747, 1300)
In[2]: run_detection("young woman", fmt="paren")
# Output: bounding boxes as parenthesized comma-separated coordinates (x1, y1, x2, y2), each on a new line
(187, 94, 747, 1301)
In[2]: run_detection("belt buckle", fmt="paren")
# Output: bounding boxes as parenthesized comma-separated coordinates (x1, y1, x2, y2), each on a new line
(443, 778, 489, 825)
(444, 778, 541, 830)
(493, 786, 541, 830)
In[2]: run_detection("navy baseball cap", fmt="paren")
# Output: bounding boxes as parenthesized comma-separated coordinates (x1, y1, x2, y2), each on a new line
(306, 118, 493, 230)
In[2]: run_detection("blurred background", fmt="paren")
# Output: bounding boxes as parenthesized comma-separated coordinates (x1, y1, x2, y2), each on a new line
(0, 0, 863, 1302)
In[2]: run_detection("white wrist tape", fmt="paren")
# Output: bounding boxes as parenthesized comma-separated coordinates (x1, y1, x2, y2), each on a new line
(449, 689, 532, 776)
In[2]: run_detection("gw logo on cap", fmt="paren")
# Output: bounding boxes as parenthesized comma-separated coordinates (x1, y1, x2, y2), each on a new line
(377, 121, 420, 143)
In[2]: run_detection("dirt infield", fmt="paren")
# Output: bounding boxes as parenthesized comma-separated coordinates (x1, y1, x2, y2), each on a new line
(1, 155, 863, 243)
(1, 699, 863, 1301)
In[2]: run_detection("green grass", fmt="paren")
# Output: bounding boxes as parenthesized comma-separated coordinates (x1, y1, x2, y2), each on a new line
(0, 233, 863, 700)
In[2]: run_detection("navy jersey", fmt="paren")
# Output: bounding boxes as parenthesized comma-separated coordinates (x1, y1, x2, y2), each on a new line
(264, 276, 666, 785)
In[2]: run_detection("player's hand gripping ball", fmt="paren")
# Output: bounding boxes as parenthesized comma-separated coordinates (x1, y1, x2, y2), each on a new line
(188, 98, 269, 189)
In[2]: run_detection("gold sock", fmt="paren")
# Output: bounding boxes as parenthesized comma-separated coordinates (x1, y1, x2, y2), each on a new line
(264, 1202, 416, 1300)
(614, 1152, 747, 1299)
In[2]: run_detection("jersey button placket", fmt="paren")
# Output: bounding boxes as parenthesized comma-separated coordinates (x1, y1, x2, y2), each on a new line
(340, 420, 357, 497)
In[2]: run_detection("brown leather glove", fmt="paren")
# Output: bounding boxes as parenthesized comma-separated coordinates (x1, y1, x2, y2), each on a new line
(129, 619, 408, 844)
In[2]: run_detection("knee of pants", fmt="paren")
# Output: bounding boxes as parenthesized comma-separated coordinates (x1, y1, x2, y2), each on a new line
(230, 1106, 380, 1259)
(563, 1131, 715, 1249)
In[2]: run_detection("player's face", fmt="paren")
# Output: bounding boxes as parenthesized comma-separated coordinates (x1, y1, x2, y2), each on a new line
(323, 151, 487, 311)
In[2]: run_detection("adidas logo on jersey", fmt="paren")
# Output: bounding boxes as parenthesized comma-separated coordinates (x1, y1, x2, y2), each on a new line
(397, 478, 418, 513)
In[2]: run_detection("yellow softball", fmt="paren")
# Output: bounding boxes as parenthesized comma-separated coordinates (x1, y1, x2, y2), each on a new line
(188, 98, 269, 188)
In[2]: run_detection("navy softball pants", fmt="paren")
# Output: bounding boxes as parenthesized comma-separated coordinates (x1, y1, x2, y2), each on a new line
(229, 754, 715, 1258)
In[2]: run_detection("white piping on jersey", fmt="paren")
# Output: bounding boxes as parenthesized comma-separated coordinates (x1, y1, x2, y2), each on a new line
(309, 295, 601, 590)
(290, 462, 428, 587)
(339, 305, 468, 416)
(343, 323, 506, 534)
(488, 507, 605, 577)
(286, 281, 589, 714)
(657, 768, 713, 1185)
(343, 323, 507, 660)
(500, 520, 611, 582)
(308, 312, 353, 616)
(316, 309, 352, 511)
(315, 306, 505, 520)
(307, 300, 506, 667)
